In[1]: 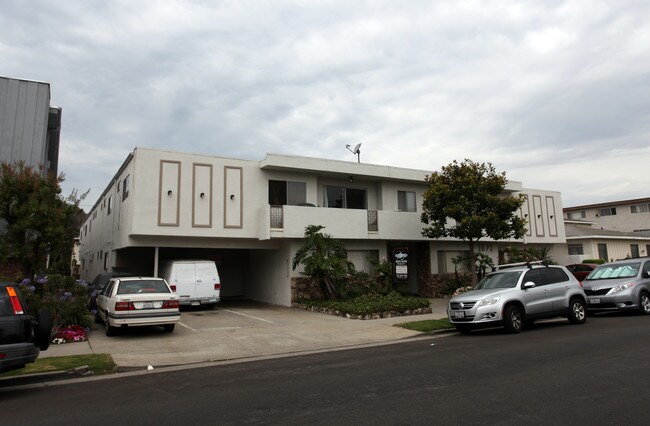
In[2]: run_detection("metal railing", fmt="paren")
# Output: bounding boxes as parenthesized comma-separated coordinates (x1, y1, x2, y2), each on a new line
(367, 210, 378, 232)
(270, 205, 283, 228)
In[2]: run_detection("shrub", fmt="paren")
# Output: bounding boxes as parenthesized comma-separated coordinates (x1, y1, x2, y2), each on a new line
(438, 273, 472, 296)
(19, 275, 94, 330)
(582, 259, 606, 264)
(339, 266, 394, 300)
(298, 291, 430, 316)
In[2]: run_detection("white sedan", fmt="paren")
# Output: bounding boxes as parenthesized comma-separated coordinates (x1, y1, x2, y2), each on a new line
(96, 277, 181, 336)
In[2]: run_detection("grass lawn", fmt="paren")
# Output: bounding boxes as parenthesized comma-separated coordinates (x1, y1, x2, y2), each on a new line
(0, 354, 116, 378)
(396, 318, 454, 333)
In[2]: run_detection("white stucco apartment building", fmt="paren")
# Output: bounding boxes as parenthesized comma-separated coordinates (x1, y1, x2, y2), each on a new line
(79, 147, 567, 306)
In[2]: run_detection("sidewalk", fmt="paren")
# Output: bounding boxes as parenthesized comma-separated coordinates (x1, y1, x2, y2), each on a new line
(39, 298, 451, 369)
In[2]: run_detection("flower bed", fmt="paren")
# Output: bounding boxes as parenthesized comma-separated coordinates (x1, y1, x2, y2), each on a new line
(52, 325, 88, 344)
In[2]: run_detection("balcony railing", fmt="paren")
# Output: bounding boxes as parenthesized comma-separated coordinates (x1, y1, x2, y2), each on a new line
(270, 205, 283, 228)
(367, 210, 378, 232)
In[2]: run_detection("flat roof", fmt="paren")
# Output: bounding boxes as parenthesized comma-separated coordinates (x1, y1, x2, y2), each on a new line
(564, 197, 650, 211)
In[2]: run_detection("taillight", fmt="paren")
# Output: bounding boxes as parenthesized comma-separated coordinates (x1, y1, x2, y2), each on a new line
(162, 299, 179, 309)
(115, 301, 135, 311)
(7, 286, 24, 315)
(214, 283, 221, 290)
(170, 285, 177, 292)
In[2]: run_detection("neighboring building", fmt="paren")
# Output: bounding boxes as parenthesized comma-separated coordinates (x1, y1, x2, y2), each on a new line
(0, 76, 61, 175)
(563, 197, 650, 233)
(0, 76, 62, 278)
(565, 221, 650, 263)
(71, 238, 81, 279)
(79, 147, 567, 306)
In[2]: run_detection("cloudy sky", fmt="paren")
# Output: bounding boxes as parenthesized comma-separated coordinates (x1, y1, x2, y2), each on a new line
(3, 0, 650, 211)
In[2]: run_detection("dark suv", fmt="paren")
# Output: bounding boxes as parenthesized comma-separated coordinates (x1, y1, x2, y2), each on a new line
(0, 283, 53, 373)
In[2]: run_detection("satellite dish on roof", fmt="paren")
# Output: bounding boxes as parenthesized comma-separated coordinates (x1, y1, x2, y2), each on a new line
(345, 143, 362, 163)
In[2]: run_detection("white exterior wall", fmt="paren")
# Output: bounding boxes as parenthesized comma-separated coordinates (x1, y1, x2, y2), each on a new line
(79, 147, 568, 305)
(566, 203, 650, 233)
(129, 149, 264, 239)
(566, 238, 650, 264)
(516, 189, 565, 244)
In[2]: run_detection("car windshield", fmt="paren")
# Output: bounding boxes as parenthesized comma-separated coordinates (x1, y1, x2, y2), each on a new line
(475, 271, 522, 289)
(586, 262, 640, 280)
(117, 280, 170, 294)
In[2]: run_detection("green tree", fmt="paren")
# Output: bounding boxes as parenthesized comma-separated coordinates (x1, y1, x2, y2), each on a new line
(292, 225, 353, 299)
(421, 159, 526, 285)
(0, 161, 87, 278)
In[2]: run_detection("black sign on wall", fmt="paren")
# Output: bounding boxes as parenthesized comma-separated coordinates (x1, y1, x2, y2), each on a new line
(393, 248, 408, 281)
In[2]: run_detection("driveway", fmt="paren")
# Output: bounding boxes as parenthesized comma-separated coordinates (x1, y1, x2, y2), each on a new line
(45, 299, 450, 368)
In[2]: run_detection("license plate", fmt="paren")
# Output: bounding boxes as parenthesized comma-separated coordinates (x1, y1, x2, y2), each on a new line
(453, 311, 465, 319)
(191, 301, 200, 306)
(143, 302, 154, 309)
(589, 298, 600, 304)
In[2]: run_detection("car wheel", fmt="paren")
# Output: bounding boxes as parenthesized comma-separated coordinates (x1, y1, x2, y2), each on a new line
(105, 313, 117, 336)
(454, 324, 472, 334)
(639, 292, 650, 315)
(163, 324, 175, 333)
(503, 305, 523, 333)
(568, 298, 587, 324)
(34, 308, 53, 351)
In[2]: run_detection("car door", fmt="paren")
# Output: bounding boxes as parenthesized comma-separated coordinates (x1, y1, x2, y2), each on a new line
(520, 269, 553, 316)
(96, 280, 116, 320)
(640, 261, 650, 292)
(175, 263, 197, 302)
(544, 268, 573, 311)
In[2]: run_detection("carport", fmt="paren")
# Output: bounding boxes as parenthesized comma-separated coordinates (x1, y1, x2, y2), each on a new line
(111, 244, 295, 305)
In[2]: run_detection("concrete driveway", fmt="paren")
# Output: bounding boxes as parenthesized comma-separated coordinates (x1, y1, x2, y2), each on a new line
(43, 299, 450, 368)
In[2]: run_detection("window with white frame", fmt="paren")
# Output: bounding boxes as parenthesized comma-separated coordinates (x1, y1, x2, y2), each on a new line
(268, 180, 307, 205)
(568, 244, 584, 255)
(397, 191, 416, 212)
(122, 175, 130, 201)
(323, 186, 367, 209)
(631, 204, 650, 214)
(567, 211, 586, 220)
(599, 207, 616, 216)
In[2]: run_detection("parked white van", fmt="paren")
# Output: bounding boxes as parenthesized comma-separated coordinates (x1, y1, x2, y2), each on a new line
(160, 260, 221, 306)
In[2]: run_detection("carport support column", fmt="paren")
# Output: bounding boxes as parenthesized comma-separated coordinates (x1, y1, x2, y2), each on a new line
(154, 247, 159, 277)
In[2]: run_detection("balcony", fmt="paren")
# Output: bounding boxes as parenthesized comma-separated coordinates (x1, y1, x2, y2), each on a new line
(267, 205, 425, 240)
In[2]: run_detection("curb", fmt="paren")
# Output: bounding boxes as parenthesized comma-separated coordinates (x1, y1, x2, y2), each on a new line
(0, 365, 93, 388)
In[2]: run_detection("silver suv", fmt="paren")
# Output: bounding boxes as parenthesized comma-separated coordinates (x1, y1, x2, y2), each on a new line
(582, 258, 650, 314)
(447, 262, 587, 334)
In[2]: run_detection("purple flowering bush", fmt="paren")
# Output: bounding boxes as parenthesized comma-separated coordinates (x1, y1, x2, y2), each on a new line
(19, 275, 94, 340)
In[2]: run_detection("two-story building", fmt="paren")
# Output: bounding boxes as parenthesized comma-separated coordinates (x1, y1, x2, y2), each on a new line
(564, 198, 650, 262)
(564, 198, 650, 232)
(79, 147, 567, 306)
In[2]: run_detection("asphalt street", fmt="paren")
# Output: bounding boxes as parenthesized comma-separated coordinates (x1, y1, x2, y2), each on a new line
(2, 312, 649, 425)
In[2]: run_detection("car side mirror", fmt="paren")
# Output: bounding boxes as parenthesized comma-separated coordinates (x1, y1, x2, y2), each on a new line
(523, 281, 536, 289)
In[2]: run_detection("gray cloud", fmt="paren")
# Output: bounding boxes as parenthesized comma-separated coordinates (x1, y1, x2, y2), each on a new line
(2, 0, 650, 210)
